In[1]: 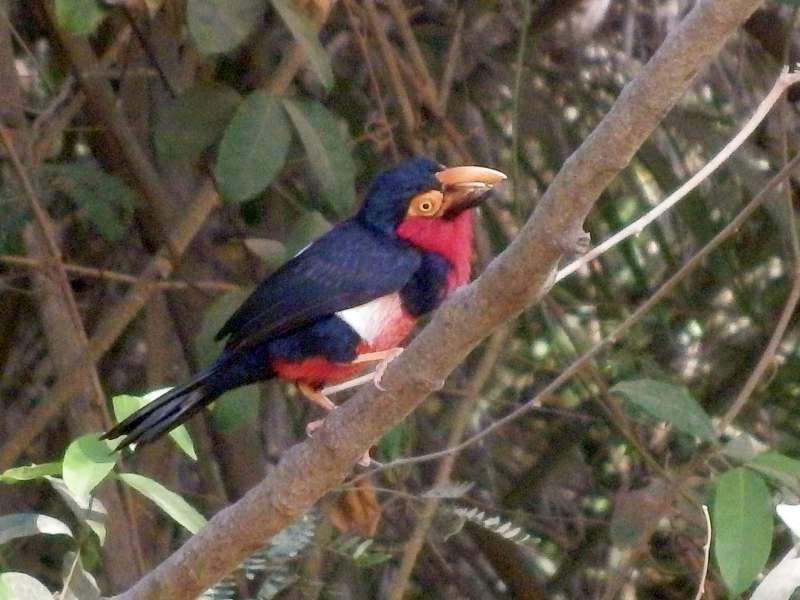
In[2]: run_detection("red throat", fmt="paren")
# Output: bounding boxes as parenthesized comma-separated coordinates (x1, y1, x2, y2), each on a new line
(395, 210, 474, 291)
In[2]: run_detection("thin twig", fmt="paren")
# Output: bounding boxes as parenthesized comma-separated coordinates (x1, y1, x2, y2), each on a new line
(342, 0, 399, 161)
(369, 151, 800, 475)
(362, 0, 421, 153)
(0, 254, 239, 292)
(717, 272, 800, 431)
(556, 67, 800, 283)
(694, 505, 711, 600)
(386, 328, 509, 600)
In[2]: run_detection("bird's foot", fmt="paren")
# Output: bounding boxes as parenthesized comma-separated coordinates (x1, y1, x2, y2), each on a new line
(373, 347, 404, 391)
(305, 417, 372, 467)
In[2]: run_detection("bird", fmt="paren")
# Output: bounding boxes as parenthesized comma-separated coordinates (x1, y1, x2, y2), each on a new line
(102, 157, 506, 463)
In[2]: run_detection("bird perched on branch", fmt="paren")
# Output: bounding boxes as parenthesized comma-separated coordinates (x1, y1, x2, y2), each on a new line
(103, 157, 506, 463)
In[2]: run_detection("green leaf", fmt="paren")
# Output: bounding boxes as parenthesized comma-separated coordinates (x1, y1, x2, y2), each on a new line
(0, 462, 62, 483)
(270, 0, 334, 90)
(187, 0, 265, 55)
(281, 98, 356, 216)
(0, 513, 72, 545)
(0, 573, 52, 600)
(111, 391, 197, 461)
(747, 452, 800, 492)
(215, 91, 291, 203)
(55, 0, 107, 35)
(49, 165, 135, 241)
(62, 434, 116, 504)
(118, 473, 206, 533)
(713, 468, 773, 594)
(47, 477, 107, 544)
(154, 84, 242, 163)
(284, 210, 331, 257)
(610, 379, 716, 441)
(211, 385, 261, 432)
(194, 289, 253, 367)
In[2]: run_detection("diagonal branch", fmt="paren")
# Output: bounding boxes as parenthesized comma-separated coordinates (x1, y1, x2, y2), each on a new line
(110, 1, 765, 599)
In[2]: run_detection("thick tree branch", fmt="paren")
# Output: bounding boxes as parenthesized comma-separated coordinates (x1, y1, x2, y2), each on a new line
(112, 1, 764, 598)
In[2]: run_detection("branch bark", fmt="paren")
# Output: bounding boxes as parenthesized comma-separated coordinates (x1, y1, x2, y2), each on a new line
(112, 1, 764, 598)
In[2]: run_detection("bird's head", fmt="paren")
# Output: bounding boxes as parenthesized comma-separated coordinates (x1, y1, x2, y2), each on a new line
(357, 156, 506, 235)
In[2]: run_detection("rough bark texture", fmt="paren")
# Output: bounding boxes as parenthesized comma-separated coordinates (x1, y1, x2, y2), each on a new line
(112, 1, 764, 598)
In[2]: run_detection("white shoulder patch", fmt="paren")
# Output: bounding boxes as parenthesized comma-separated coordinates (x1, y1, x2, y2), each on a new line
(336, 293, 403, 343)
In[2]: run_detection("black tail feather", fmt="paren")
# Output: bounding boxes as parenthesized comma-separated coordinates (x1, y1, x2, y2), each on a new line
(102, 371, 219, 450)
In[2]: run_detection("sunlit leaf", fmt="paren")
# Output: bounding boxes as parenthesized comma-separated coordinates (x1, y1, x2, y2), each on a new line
(0, 573, 52, 600)
(713, 468, 773, 594)
(270, 0, 333, 90)
(282, 98, 356, 216)
(422, 482, 474, 499)
(750, 547, 800, 600)
(215, 91, 291, 203)
(111, 391, 197, 461)
(62, 434, 116, 504)
(0, 513, 72, 545)
(0, 462, 62, 483)
(243, 238, 287, 270)
(118, 473, 207, 534)
(610, 379, 716, 441)
(47, 477, 107, 544)
(154, 84, 242, 163)
(55, 0, 107, 35)
(187, 0, 265, 55)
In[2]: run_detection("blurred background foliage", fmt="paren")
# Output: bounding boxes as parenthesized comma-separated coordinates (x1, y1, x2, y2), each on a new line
(1, 0, 800, 598)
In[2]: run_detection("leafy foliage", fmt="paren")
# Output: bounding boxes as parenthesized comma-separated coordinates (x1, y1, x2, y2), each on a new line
(2, 0, 800, 598)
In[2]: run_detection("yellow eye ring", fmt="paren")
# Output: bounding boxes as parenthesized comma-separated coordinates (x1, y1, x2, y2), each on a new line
(407, 190, 443, 217)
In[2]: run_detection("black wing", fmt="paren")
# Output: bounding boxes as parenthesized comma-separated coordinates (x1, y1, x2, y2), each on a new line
(216, 220, 421, 348)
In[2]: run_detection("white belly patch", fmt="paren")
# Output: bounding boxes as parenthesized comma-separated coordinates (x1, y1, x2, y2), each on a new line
(336, 293, 404, 344)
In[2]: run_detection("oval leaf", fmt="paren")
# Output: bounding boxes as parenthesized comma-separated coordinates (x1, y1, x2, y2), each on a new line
(55, 0, 107, 35)
(62, 434, 116, 504)
(187, 0, 265, 55)
(270, 0, 333, 90)
(610, 379, 715, 441)
(0, 573, 52, 600)
(111, 391, 197, 461)
(154, 84, 242, 163)
(211, 385, 261, 432)
(118, 473, 206, 534)
(282, 98, 356, 216)
(0, 462, 62, 483)
(0, 513, 72, 545)
(215, 91, 291, 203)
(713, 468, 773, 594)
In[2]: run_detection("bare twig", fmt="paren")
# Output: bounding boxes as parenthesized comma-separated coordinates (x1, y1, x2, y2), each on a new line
(362, 0, 421, 153)
(371, 151, 800, 475)
(694, 505, 711, 600)
(0, 254, 239, 292)
(718, 271, 800, 431)
(386, 328, 508, 600)
(0, 179, 219, 471)
(556, 67, 800, 283)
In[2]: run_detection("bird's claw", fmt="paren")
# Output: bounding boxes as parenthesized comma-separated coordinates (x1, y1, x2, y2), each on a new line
(373, 347, 404, 391)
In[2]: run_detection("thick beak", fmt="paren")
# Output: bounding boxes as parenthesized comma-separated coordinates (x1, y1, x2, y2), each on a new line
(435, 166, 507, 216)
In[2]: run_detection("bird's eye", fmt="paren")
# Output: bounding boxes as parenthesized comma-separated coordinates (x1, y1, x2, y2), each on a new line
(408, 191, 443, 217)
